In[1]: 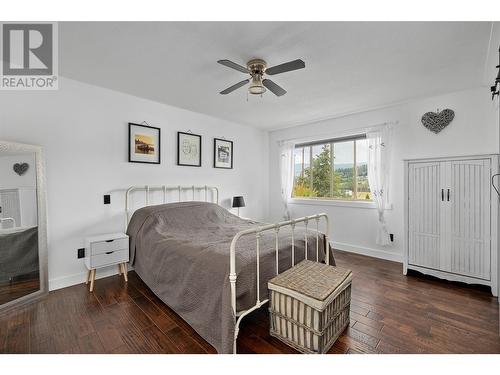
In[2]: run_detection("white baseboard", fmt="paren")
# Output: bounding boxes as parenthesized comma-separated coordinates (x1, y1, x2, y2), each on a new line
(48, 243, 399, 291)
(49, 265, 128, 291)
(332, 241, 402, 263)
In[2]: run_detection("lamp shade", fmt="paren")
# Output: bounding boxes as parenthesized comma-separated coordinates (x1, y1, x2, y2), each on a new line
(232, 196, 245, 208)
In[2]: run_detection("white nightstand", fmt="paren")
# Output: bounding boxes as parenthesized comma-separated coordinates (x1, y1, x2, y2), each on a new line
(84, 232, 129, 292)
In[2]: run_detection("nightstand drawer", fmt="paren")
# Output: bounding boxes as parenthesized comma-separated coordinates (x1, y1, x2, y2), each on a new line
(90, 249, 129, 268)
(90, 238, 128, 255)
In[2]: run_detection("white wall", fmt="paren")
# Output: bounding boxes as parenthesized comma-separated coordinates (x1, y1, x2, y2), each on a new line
(268, 87, 499, 262)
(0, 78, 269, 290)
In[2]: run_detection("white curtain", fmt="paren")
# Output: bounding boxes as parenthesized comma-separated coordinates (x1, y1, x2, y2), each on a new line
(367, 125, 393, 246)
(278, 141, 295, 220)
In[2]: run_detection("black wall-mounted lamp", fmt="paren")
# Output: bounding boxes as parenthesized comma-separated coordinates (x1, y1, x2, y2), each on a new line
(232, 196, 245, 217)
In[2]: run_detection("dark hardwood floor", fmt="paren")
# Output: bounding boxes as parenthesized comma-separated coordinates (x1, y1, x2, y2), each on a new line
(0, 272, 40, 305)
(1, 251, 499, 354)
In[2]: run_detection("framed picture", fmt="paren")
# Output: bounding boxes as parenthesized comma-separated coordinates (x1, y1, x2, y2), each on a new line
(177, 132, 202, 167)
(128, 122, 161, 164)
(214, 138, 233, 169)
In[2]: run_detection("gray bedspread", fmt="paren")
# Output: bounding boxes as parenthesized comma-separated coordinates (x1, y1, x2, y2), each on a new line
(0, 226, 39, 282)
(127, 201, 334, 353)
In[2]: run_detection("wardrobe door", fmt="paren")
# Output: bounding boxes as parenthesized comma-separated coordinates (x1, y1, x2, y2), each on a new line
(449, 159, 491, 280)
(408, 162, 443, 270)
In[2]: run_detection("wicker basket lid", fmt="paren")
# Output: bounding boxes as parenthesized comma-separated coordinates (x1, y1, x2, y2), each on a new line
(268, 260, 352, 302)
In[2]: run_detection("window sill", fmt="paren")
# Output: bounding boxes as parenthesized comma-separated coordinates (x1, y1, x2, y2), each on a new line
(288, 198, 390, 209)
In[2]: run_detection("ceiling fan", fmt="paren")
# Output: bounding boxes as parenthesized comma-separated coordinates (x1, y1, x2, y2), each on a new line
(217, 58, 305, 97)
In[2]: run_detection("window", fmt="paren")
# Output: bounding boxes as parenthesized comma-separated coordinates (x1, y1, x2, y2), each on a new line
(292, 135, 371, 201)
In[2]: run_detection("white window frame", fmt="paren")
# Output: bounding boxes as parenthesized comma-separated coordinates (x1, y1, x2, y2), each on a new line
(291, 134, 373, 205)
(289, 197, 378, 209)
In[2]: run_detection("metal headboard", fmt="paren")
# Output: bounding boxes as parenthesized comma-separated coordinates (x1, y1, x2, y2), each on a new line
(124, 185, 219, 230)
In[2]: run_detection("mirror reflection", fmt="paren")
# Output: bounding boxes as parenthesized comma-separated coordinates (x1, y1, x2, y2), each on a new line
(0, 151, 40, 305)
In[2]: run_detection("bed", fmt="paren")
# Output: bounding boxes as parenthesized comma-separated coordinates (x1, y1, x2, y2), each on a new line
(125, 186, 332, 353)
(0, 226, 39, 283)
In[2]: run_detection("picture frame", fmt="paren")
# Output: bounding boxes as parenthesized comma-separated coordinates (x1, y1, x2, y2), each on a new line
(177, 131, 202, 167)
(128, 122, 161, 164)
(213, 138, 233, 169)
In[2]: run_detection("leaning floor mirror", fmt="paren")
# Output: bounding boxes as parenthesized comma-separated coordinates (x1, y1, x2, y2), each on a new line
(0, 141, 48, 313)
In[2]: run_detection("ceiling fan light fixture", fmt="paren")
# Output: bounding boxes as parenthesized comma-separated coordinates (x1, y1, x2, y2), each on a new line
(218, 57, 305, 97)
(248, 84, 266, 95)
(248, 74, 266, 95)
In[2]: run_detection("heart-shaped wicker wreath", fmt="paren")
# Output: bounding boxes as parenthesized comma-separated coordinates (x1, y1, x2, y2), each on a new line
(421, 109, 455, 134)
(13, 162, 29, 176)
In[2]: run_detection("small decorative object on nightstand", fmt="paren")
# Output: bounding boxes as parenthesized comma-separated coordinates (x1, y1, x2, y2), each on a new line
(84, 232, 129, 292)
(232, 196, 245, 217)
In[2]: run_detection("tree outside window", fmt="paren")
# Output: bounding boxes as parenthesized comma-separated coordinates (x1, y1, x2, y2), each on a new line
(292, 136, 371, 201)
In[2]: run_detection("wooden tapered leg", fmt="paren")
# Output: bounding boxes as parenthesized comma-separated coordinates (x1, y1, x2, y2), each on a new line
(85, 270, 91, 285)
(89, 269, 96, 292)
(122, 263, 128, 282)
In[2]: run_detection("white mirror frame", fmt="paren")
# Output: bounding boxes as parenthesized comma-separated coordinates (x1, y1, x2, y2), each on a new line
(0, 140, 48, 314)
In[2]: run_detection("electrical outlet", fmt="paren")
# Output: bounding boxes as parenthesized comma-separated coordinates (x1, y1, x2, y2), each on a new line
(77, 248, 85, 259)
(389, 233, 394, 242)
(103, 194, 111, 204)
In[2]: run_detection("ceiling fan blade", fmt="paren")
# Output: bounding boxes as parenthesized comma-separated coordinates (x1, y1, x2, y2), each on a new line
(219, 79, 250, 95)
(262, 79, 287, 97)
(217, 59, 248, 74)
(266, 59, 305, 75)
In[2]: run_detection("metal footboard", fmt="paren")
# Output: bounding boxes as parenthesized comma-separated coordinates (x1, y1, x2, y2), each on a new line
(229, 213, 330, 353)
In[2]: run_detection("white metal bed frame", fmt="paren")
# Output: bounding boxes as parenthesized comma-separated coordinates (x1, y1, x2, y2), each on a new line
(124, 185, 330, 354)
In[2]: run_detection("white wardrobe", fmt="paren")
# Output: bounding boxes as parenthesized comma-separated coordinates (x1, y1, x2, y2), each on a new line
(404, 155, 499, 296)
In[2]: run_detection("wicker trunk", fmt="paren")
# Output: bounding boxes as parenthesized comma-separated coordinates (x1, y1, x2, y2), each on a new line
(268, 260, 352, 354)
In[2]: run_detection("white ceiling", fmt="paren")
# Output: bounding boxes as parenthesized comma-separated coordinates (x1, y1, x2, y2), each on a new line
(59, 22, 494, 130)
